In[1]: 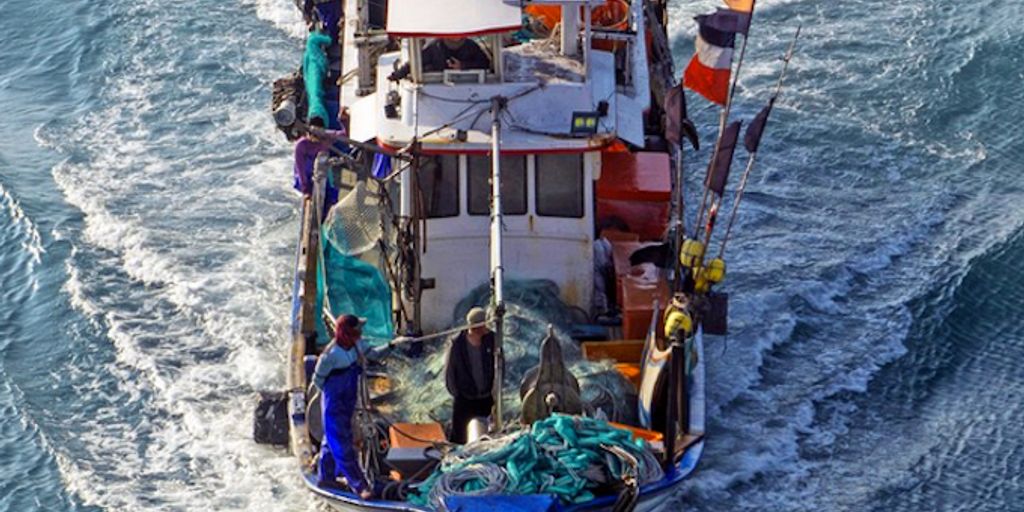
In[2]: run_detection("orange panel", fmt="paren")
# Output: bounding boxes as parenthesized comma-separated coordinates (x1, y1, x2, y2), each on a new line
(600, 229, 640, 243)
(621, 272, 669, 340)
(609, 421, 665, 442)
(614, 363, 643, 387)
(609, 240, 662, 306)
(388, 422, 447, 449)
(525, 5, 561, 29)
(597, 152, 672, 202)
(596, 199, 670, 241)
(581, 339, 646, 363)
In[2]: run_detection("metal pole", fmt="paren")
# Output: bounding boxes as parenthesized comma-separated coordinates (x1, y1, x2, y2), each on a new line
(693, 23, 752, 241)
(409, 86, 424, 334)
(676, 145, 686, 240)
(671, 144, 686, 288)
(584, 0, 592, 78)
(489, 97, 507, 431)
(691, 108, 726, 239)
(716, 25, 800, 259)
(664, 332, 681, 467)
(410, 150, 422, 333)
(670, 85, 688, 285)
(313, 152, 332, 319)
(717, 152, 757, 258)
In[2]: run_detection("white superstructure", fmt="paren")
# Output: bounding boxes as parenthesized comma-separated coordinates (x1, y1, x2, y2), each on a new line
(338, 0, 656, 330)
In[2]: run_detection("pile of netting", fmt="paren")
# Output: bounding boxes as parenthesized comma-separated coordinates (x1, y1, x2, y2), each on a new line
(320, 183, 638, 426)
(407, 414, 664, 510)
(323, 181, 383, 257)
(380, 280, 639, 425)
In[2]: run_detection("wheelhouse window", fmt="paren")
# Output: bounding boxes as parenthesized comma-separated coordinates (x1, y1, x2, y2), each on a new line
(409, 36, 499, 84)
(535, 154, 584, 218)
(468, 155, 527, 216)
(419, 155, 459, 218)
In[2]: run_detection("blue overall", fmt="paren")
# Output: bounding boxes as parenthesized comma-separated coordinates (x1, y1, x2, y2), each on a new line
(318, 364, 367, 493)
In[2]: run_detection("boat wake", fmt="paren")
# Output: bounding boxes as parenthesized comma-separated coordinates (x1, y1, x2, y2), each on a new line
(27, 0, 317, 509)
(0, 0, 1021, 509)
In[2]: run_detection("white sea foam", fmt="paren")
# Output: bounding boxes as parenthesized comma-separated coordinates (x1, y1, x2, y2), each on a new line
(0, 182, 45, 269)
(33, 0, 316, 509)
(246, 0, 307, 39)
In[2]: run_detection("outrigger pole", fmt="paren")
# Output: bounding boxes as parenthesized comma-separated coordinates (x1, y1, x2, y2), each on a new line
(718, 25, 800, 259)
(489, 96, 508, 431)
(693, 0, 756, 242)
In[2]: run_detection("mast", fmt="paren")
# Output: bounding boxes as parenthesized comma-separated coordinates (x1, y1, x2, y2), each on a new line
(489, 97, 507, 431)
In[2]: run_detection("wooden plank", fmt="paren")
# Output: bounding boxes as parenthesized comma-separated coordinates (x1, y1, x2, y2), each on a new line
(288, 332, 307, 391)
(299, 197, 319, 337)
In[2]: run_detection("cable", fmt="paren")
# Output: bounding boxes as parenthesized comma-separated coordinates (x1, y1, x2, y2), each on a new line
(428, 462, 509, 511)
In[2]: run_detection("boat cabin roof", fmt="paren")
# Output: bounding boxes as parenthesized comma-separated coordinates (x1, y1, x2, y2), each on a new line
(386, 0, 521, 37)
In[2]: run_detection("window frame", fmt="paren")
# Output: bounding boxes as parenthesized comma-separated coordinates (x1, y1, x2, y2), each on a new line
(534, 153, 585, 218)
(418, 154, 461, 218)
(466, 154, 528, 216)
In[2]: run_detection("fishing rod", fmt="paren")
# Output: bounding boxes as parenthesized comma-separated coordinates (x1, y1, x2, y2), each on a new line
(717, 25, 801, 259)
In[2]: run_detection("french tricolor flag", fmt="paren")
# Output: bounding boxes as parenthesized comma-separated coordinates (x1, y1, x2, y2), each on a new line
(683, 12, 740, 106)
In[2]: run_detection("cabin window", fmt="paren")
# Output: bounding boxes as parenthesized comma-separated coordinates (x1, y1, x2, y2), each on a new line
(419, 155, 460, 218)
(411, 37, 498, 84)
(467, 155, 527, 216)
(535, 154, 584, 218)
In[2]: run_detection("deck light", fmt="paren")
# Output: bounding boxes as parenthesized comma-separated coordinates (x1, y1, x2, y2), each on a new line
(571, 111, 600, 135)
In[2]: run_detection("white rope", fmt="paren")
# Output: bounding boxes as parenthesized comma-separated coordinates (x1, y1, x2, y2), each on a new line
(428, 462, 508, 511)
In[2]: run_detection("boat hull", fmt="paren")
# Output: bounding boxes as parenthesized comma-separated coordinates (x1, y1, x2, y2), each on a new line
(300, 441, 704, 512)
(287, 205, 707, 510)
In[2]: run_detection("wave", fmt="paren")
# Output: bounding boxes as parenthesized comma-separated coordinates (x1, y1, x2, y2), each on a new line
(0, 182, 45, 273)
(245, 0, 307, 38)
(24, 0, 315, 509)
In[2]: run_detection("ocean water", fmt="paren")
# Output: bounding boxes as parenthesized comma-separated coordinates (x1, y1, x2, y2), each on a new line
(0, 0, 1021, 511)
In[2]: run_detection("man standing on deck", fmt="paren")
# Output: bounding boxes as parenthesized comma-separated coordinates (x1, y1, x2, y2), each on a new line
(313, 314, 388, 499)
(443, 307, 496, 444)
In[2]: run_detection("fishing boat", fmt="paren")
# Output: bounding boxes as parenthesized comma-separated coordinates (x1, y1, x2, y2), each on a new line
(254, 0, 796, 510)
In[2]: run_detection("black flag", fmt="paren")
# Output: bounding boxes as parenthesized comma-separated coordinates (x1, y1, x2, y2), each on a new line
(704, 8, 752, 36)
(706, 121, 742, 195)
(665, 84, 700, 151)
(744, 98, 774, 153)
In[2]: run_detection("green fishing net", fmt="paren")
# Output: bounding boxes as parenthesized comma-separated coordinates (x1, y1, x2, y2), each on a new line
(303, 31, 331, 125)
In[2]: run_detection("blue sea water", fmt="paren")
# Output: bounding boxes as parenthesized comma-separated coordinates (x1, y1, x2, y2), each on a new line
(0, 0, 1021, 511)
